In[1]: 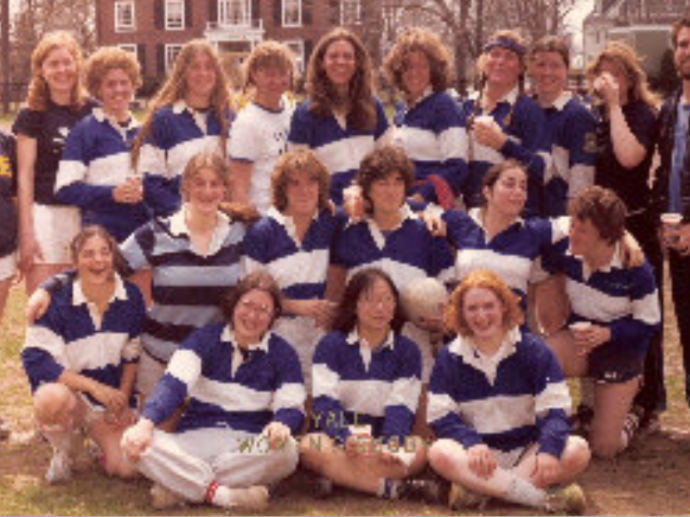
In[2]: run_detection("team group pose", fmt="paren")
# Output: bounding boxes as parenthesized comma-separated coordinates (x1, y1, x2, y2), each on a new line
(2, 14, 689, 515)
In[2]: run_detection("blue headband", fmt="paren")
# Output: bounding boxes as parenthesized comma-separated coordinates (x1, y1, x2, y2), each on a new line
(483, 36, 525, 57)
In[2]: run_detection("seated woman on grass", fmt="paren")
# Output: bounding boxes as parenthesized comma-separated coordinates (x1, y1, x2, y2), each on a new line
(121, 272, 305, 511)
(300, 267, 440, 503)
(428, 269, 590, 514)
(21, 225, 146, 484)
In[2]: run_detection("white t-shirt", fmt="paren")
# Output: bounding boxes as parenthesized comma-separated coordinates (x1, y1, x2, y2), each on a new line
(229, 98, 294, 214)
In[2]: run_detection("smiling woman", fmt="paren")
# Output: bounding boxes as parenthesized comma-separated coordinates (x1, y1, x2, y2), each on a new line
(427, 269, 590, 514)
(21, 225, 146, 485)
(53, 46, 149, 244)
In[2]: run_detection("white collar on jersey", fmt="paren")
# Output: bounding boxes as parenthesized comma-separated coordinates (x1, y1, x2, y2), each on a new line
(570, 242, 624, 280)
(469, 207, 525, 231)
(169, 205, 232, 256)
(221, 325, 271, 354)
(72, 273, 128, 307)
(448, 326, 521, 385)
(267, 206, 319, 244)
(347, 328, 395, 371)
(364, 204, 418, 250)
(469, 85, 520, 106)
(548, 91, 573, 112)
(93, 107, 138, 139)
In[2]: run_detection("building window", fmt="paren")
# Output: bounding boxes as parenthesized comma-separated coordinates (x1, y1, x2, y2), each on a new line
(165, 0, 185, 30)
(284, 40, 304, 73)
(340, 0, 360, 25)
(115, 1, 135, 32)
(119, 44, 137, 55)
(283, 0, 301, 27)
(219, 0, 248, 26)
(165, 44, 183, 73)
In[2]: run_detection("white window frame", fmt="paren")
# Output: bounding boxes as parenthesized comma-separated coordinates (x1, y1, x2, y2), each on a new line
(284, 40, 305, 73)
(282, 0, 302, 27)
(114, 1, 136, 32)
(165, 0, 185, 30)
(165, 44, 183, 73)
(218, 0, 249, 26)
(118, 44, 137, 55)
(339, 0, 361, 25)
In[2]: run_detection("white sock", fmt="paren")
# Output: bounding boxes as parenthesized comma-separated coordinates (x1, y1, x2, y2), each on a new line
(503, 476, 546, 508)
(43, 430, 72, 457)
(209, 484, 233, 507)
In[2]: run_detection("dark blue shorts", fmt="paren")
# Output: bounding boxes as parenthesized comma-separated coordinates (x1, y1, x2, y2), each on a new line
(588, 344, 644, 384)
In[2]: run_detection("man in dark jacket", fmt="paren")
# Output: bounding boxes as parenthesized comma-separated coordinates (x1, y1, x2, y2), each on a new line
(652, 16, 690, 410)
(0, 127, 17, 441)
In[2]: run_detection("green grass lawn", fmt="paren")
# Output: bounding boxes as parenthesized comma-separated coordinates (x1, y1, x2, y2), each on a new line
(2, 274, 690, 515)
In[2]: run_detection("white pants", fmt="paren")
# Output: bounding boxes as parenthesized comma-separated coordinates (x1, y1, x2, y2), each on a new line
(137, 427, 299, 503)
(0, 252, 16, 281)
(32, 204, 81, 264)
(272, 316, 324, 392)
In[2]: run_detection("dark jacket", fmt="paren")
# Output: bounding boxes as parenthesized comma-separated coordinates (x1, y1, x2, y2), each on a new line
(653, 89, 690, 222)
(0, 130, 17, 257)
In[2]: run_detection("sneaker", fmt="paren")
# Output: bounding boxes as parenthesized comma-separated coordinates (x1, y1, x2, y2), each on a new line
(394, 478, 444, 504)
(45, 451, 72, 484)
(313, 476, 333, 499)
(224, 486, 269, 511)
(448, 482, 488, 511)
(622, 411, 641, 448)
(545, 483, 586, 515)
(150, 483, 186, 510)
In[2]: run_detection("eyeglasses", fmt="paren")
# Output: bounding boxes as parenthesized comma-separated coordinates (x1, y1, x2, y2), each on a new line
(238, 299, 274, 318)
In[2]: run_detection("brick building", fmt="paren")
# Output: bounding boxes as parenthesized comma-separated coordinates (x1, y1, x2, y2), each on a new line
(95, 0, 371, 94)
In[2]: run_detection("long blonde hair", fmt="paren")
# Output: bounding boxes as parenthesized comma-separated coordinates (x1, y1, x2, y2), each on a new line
(132, 40, 233, 166)
(27, 31, 88, 111)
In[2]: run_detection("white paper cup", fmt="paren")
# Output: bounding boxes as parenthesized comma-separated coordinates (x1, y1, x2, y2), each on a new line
(569, 321, 592, 332)
(348, 424, 372, 437)
(661, 213, 683, 246)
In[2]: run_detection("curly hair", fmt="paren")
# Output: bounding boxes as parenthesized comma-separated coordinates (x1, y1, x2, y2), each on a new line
(240, 40, 298, 96)
(83, 46, 142, 100)
(356, 146, 414, 213)
(271, 149, 330, 213)
(382, 27, 453, 94)
(568, 185, 627, 245)
(305, 28, 377, 132)
(132, 40, 233, 166)
(445, 269, 523, 337)
(585, 40, 660, 109)
(331, 267, 406, 335)
(27, 31, 88, 111)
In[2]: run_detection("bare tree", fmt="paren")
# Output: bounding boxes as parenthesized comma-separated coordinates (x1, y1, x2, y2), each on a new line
(11, 0, 96, 93)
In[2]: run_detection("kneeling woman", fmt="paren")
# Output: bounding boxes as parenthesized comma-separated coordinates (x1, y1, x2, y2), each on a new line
(121, 272, 305, 511)
(544, 186, 661, 458)
(428, 270, 590, 513)
(21, 226, 146, 483)
(301, 268, 436, 502)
